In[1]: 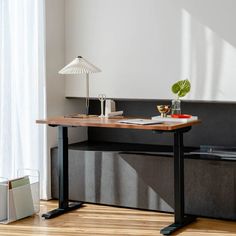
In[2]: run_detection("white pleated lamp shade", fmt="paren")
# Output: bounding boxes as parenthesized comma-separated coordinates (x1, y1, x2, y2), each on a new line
(59, 56, 101, 74)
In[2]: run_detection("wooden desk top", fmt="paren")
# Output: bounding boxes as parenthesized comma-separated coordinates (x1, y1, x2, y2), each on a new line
(36, 116, 201, 131)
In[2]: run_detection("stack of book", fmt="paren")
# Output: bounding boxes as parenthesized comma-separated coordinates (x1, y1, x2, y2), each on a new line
(151, 115, 198, 123)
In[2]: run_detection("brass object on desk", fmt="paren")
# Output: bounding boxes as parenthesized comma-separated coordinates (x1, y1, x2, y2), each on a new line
(157, 105, 171, 117)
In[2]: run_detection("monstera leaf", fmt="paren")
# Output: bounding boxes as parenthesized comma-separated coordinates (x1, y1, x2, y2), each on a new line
(171, 79, 191, 98)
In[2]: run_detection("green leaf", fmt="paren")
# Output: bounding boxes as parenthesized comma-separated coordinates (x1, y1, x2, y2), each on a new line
(178, 90, 187, 97)
(171, 79, 191, 98)
(172, 83, 180, 94)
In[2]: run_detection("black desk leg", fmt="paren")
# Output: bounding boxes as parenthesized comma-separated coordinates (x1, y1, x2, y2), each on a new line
(160, 130, 196, 235)
(42, 126, 83, 219)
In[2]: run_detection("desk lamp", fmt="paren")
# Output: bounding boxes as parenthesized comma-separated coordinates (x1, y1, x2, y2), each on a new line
(59, 56, 101, 116)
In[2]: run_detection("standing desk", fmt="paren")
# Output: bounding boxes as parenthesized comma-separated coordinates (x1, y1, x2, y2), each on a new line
(37, 116, 200, 235)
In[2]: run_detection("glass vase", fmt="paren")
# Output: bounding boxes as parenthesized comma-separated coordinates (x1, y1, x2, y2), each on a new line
(171, 99, 181, 115)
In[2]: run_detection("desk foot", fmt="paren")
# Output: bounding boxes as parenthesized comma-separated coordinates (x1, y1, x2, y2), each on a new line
(160, 215, 196, 235)
(42, 202, 84, 219)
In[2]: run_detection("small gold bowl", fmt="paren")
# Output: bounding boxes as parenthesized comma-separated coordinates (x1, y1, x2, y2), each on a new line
(157, 105, 171, 117)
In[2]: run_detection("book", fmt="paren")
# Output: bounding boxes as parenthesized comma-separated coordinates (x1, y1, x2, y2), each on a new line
(105, 111, 123, 117)
(9, 176, 34, 220)
(0, 181, 8, 221)
(10, 176, 30, 189)
(151, 115, 198, 123)
(118, 119, 163, 125)
(8, 190, 17, 222)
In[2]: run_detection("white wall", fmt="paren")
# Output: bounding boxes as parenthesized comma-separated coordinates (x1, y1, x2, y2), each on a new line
(45, 0, 87, 198)
(64, 0, 236, 102)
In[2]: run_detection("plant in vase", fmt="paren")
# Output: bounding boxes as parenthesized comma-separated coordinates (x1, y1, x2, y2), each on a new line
(171, 79, 191, 115)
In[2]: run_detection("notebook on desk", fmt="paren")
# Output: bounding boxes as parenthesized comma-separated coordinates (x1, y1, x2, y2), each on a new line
(118, 119, 163, 125)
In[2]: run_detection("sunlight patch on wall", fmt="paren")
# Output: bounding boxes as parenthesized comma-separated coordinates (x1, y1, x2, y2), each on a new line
(180, 10, 191, 82)
(181, 9, 236, 101)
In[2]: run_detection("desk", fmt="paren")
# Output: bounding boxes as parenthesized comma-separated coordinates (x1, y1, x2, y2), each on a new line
(37, 116, 200, 235)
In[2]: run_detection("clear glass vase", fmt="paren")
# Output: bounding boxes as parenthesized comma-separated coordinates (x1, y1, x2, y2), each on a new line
(171, 99, 181, 115)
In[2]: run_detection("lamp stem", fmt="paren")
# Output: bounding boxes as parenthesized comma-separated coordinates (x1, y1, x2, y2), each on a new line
(86, 74, 89, 115)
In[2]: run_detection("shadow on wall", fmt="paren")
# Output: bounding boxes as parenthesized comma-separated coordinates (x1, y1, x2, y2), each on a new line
(67, 151, 174, 211)
(174, 0, 236, 101)
(65, 0, 236, 101)
(99, 152, 175, 211)
(120, 153, 174, 211)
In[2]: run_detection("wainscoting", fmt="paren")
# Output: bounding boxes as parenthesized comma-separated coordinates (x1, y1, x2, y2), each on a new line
(51, 141, 236, 220)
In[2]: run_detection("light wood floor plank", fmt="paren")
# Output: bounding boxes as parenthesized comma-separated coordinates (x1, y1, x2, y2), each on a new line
(0, 200, 235, 236)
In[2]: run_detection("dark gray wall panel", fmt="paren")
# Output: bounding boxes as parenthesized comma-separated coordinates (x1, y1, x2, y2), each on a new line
(89, 100, 236, 147)
(51, 148, 236, 220)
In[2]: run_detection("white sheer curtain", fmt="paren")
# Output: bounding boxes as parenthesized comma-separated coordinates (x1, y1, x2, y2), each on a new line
(0, 0, 48, 199)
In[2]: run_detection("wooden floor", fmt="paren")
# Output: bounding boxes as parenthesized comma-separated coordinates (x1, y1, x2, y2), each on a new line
(0, 201, 236, 236)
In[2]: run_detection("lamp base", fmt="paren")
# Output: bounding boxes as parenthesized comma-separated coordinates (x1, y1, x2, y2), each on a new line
(64, 114, 98, 118)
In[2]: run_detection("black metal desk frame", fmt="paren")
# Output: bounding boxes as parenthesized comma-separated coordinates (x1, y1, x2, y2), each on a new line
(42, 125, 196, 235)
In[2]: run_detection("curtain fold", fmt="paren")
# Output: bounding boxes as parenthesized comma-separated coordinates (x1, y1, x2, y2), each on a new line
(0, 0, 47, 199)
